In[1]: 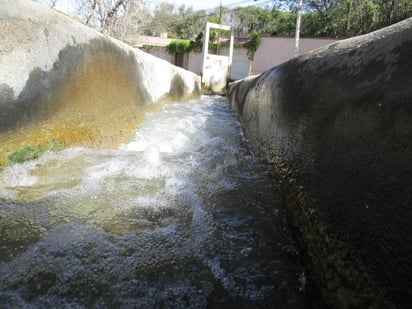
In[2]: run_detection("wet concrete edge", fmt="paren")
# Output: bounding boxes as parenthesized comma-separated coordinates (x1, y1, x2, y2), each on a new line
(228, 18, 412, 308)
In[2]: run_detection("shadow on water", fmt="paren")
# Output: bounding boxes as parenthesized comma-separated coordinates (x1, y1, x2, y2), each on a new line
(0, 96, 308, 308)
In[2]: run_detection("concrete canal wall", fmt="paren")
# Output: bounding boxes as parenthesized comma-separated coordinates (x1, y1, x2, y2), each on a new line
(228, 18, 412, 308)
(0, 0, 200, 166)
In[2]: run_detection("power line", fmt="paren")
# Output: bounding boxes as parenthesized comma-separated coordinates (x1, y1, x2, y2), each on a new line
(204, 0, 275, 18)
(229, 0, 274, 11)
(198, 0, 275, 14)
(225, 0, 261, 8)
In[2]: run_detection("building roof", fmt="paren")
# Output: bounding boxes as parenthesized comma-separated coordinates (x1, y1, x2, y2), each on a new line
(213, 37, 249, 46)
(135, 35, 173, 47)
(135, 35, 250, 48)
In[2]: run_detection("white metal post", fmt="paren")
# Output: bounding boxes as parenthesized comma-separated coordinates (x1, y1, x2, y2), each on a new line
(202, 22, 211, 79)
(294, 0, 303, 58)
(228, 28, 234, 81)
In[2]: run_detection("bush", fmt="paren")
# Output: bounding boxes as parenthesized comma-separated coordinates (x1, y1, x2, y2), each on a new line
(166, 39, 193, 54)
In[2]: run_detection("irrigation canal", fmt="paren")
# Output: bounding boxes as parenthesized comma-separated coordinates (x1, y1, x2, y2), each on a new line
(0, 95, 307, 307)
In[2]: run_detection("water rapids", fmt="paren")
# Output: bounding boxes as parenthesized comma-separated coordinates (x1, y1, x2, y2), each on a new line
(0, 96, 306, 308)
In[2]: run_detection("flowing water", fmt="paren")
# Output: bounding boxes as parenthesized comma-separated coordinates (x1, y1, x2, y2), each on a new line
(0, 96, 306, 308)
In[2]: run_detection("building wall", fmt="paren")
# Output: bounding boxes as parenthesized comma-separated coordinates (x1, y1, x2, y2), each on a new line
(142, 37, 337, 80)
(147, 47, 173, 63)
(223, 47, 251, 81)
(253, 37, 338, 74)
(188, 52, 203, 75)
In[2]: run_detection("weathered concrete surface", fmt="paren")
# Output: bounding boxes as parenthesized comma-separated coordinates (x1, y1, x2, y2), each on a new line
(0, 0, 200, 166)
(228, 18, 412, 308)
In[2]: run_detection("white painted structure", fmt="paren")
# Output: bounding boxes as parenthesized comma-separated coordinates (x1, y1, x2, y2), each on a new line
(201, 22, 234, 94)
(139, 35, 338, 80)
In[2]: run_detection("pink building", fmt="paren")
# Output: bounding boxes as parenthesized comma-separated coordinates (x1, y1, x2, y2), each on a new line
(253, 36, 338, 74)
(136, 35, 338, 80)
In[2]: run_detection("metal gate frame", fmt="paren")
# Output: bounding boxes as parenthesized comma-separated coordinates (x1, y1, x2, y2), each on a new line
(201, 22, 234, 93)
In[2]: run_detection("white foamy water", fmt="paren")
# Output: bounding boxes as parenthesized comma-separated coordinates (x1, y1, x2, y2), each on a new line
(0, 96, 306, 307)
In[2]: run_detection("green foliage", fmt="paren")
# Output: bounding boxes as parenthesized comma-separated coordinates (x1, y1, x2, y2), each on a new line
(193, 32, 204, 52)
(48, 137, 64, 152)
(269, 9, 296, 36)
(236, 7, 271, 34)
(208, 15, 220, 24)
(302, 0, 412, 38)
(6, 138, 64, 165)
(143, 0, 411, 42)
(166, 40, 191, 54)
(172, 10, 208, 39)
(144, 2, 179, 36)
(7, 145, 44, 165)
(73, 0, 412, 42)
(166, 32, 203, 55)
(245, 32, 261, 60)
(143, 3, 207, 39)
(140, 45, 154, 52)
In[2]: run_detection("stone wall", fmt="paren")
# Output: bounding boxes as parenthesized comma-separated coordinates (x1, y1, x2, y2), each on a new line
(0, 0, 200, 166)
(228, 18, 412, 308)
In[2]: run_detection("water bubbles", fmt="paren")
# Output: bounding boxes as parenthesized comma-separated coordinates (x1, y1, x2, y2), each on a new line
(0, 96, 306, 307)
(143, 144, 161, 166)
(0, 163, 39, 190)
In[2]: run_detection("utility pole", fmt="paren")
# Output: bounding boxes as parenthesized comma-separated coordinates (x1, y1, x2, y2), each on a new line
(219, 0, 222, 23)
(217, 0, 223, 55)
(294, 0, 303, 58)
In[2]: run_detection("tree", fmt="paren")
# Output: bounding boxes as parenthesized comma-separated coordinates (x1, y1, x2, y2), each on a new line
(76, 0, 127, 31)
(171, 10, 208, 40)
(71, 0, 151, 41)
(285, 0, 412, 38)
(143, 2, 179, 36)
(270, 9, 296, 36)
(233, 6, 296, 37)
(234, 7, 273, 36)
(33, 0, 412, 43)
(245, 32, 261, 75)
(110, 1, 152, 42)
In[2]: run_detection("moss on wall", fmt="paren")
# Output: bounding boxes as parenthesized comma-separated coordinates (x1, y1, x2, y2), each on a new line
(0, 39, 199, 167)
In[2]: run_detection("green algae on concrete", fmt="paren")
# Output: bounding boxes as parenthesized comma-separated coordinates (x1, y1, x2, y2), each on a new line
(0, 0, 201, 168)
